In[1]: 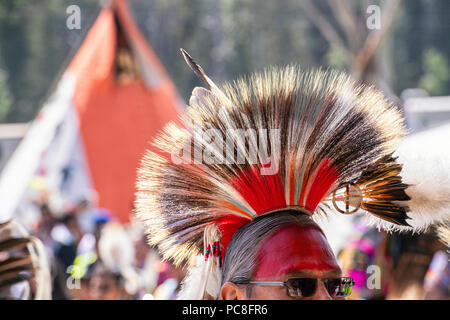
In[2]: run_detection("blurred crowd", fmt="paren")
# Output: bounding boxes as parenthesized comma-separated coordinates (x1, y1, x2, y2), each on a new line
(338, 217, 449, 300)
(2, 188, 448, 300)
(26, 191, 186, 300)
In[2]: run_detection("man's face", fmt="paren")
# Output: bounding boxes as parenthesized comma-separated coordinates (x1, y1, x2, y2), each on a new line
(89, 273, 121, 300)
(248, 224, 342, 300)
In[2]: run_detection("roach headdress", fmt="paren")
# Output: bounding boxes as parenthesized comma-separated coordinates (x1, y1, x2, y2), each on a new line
(135, 50, 413, 299)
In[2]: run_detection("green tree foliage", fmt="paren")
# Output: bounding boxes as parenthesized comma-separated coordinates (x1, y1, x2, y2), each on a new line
(387, 0, 450, 95)
(0, 0, 98, 123)
(326, 45, 349, 70)
(0, 68, 12, 121)
(0, 0, 448, 123)
(419, 48, 450, 95)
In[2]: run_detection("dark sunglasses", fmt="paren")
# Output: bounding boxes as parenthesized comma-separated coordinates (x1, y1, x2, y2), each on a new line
(236, 277, 355, 298)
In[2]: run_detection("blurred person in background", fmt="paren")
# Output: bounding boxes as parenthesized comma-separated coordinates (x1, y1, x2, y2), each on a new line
(76, 208, 112, 261)
(35, 202, 57, 250)
(50, 212, 82, 299)
(423, 250, 450, 300)
(150, 257, 186, 300)
(339, 220, 449, 300)
(67, 210, 109, 300)
(88, 261, 126, 300)
(386, 230, 447, 300)
(86, 221, 140, 299)
(338, 219, 393, 300)
(129, 227, 160, 299)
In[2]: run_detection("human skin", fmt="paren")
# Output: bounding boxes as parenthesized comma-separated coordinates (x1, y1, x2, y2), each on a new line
(89, 272, 122, 300)
(220, 224, 344, 300)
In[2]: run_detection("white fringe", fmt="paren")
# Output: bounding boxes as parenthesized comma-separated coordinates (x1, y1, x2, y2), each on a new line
(177, 256, 208, 300)
(177, 225, 222, 300)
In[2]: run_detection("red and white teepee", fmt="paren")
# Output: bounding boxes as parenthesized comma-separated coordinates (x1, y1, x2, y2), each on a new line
(0, 0, 182, 224)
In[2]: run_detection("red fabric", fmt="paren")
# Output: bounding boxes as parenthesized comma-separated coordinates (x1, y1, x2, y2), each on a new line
(68, 2, 180, 223)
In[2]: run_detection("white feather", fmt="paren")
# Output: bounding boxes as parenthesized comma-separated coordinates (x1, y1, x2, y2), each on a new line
(177, 256, 208, 300)
(177, 225, 223, 300)
(392, 125, 450, 231)
(364, 125, 450, 232)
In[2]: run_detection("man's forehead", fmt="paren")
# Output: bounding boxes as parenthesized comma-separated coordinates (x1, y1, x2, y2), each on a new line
(284, 268, 342, 280)
(254, 224, 340, 279)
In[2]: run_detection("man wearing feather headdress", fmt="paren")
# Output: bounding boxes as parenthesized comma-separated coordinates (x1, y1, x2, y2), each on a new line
(135, 49, 449, 300)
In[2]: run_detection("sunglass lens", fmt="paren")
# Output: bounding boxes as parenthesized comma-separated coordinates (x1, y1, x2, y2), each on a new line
(286, 278, 317, 297)
(326, 278, 354, 297)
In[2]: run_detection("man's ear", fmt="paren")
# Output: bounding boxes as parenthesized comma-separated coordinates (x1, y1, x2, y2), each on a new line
(220, 282, 247, 300)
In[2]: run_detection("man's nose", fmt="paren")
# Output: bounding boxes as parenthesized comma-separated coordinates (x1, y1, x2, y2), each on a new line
(311, 281, 333, 300)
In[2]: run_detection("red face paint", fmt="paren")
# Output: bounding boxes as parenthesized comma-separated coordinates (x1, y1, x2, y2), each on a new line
(254, 224, 340, 279)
